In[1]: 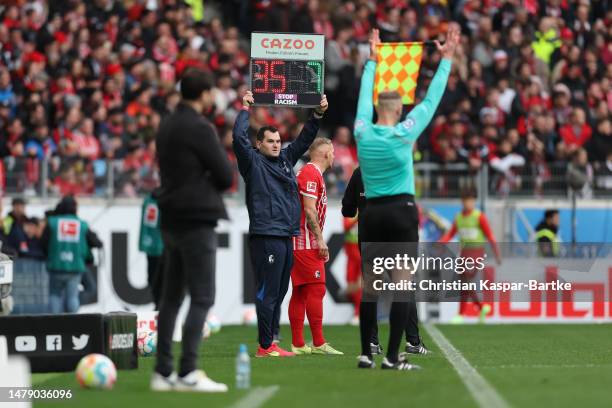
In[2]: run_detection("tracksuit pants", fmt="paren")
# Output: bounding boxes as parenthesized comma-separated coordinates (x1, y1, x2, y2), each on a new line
(249, 235, 293, 349)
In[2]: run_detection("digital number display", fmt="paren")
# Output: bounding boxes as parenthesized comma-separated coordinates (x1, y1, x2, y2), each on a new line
(250, 59, 324, 107)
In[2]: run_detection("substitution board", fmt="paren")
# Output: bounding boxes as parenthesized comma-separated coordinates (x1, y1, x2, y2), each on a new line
(250, 32, 324, 107)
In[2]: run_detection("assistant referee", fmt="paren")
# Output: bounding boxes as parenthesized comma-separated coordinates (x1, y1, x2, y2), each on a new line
(354, 27, 460, 370)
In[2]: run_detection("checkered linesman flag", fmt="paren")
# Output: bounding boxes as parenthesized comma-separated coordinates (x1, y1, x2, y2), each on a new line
(374, 42, 424, 105)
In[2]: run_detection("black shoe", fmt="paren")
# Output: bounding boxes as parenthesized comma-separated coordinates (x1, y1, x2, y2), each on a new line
(381, 355, 421, 371)
(357, 355, 376, 369)
(370, 342, 383, 355)
(406, 339, 431, 355)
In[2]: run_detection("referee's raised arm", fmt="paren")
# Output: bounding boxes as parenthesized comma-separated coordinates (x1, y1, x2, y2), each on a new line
(354, 30, 380, 136)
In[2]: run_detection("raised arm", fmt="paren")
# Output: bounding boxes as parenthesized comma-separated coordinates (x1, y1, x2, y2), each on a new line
(354, 30, 380, 134)
(232, 91, 257, 176)
(284, 94, 328, 165)
(399, 25, 460, 140)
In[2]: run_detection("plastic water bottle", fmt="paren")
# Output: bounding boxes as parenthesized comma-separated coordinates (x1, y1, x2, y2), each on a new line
(236, 344, 251, 389)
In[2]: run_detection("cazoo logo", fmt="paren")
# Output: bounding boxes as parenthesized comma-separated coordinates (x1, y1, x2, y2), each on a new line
(260, 38, 315, 50)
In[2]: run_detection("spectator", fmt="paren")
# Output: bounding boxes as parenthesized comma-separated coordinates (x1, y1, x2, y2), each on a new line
(25, 124, 56, 161)
(0, 0, 607, 200)
(490, 138, 526, 195)
(558, 107, 592, 159)
(3, 197, 27, 237)
(458, 132, 489, 172)
(594, 151, 612, 194)
(566, 148, 594, 198)
(331, 126, 357, 192)
(72, 118, 100, 161)
(586, 118, 612, 164)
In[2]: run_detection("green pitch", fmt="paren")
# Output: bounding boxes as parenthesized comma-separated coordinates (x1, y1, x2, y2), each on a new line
(33, 324, 612, 408)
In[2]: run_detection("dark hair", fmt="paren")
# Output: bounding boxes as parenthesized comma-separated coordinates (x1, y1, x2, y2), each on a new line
(544, 209, 559, 220)
(25, 217, 39, 226)
(256, 126, 279, 142)
(180, 68, 212, 100)
(55, 195, 78, 215)
(12, 197, 26, 206)
(460, 187, 477, 199)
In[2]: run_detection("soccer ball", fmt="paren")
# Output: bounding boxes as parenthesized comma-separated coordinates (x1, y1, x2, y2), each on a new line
(76, 354, 117, 390)
(207, 314, 222, 334)
(137, 330, 157, 357)
(202, 322, 211, 339)
(242, 308, 257, 326)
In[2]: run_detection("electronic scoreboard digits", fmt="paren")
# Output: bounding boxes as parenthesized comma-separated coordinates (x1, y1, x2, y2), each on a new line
(250, 33, 325, 107)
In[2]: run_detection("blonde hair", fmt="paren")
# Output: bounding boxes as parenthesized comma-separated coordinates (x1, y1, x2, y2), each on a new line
(377, 90, 402, 113)
(308, 137, 332, 156)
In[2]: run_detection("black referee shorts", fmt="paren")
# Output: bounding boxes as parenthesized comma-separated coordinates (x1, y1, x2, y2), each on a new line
(360, 194, 419, 301)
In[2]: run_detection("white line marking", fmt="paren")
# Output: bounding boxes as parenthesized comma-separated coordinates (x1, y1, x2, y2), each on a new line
(229, 385, 280, 408)
(424, 323, 511, 408)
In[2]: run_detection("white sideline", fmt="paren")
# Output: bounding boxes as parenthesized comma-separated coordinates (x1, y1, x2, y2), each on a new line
(424, 323, 511, 408)
(228, 385, 280, 408)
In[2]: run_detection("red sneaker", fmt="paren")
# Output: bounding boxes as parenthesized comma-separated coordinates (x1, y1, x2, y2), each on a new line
(255, 344, 296, 358)
(270, 344, 295, 357)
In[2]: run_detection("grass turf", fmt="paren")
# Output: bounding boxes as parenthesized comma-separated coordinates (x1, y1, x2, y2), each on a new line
(32, 324, 612, 408)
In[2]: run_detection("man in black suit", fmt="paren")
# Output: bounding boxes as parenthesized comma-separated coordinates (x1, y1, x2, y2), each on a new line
(153, 68, 233, 392)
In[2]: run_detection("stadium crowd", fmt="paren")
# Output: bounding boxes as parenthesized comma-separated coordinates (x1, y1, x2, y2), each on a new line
(0, 0, 610, 199)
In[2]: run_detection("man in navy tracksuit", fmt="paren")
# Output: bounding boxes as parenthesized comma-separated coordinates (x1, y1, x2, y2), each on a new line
(233, 90, 328, 357)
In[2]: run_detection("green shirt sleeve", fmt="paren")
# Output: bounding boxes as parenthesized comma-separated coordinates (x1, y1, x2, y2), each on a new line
(354, 59, 376, 138)
(396, 58, 452, 142)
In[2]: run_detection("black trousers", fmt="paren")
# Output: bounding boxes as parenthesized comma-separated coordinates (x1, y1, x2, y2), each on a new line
(155, 225, 217, 377)
(147, 255, 164, 310)
(249, 235, 293, 349)
(360, 194, 420, 362)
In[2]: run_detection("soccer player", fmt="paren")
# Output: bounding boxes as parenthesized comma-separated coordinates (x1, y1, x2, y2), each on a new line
(439, 188, 501, 323)
(355, 26, 459, 370)
(289, 138, 343, 356)
(233, 91, 328, 358)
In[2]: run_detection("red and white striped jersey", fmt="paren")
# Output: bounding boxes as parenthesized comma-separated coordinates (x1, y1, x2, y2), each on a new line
(293, 162, 327, 250)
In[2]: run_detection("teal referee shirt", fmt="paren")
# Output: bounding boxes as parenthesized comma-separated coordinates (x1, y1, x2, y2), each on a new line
(354, 58, 452, 198)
